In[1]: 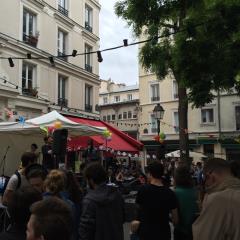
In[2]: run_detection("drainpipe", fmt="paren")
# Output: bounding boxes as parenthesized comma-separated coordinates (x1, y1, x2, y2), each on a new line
(217, 90, 222, 156)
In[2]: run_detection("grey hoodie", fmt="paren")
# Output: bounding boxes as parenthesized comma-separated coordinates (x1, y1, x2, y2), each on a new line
(79, 183, 124, 240)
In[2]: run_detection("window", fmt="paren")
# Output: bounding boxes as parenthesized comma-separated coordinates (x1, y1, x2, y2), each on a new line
(58, 75, 68, 107)
(58, 0, 68, 16)
(112, 114, 116, 121)
(236, 106, 240, 130)
(150, 83, 160, 102)
(118, 114, 122, 120)
(23, 9, 37, 47)
(201, 108, 214, 124)
(114, 96, 120, 102)
(58, 29, 67, 61)
(173, 80, 178, 99)
(107, 115, 111, 121)
(173, 111, 179, 133)
(128, 111, 132, 119)
(123, 112, 127, 119)
(132, 113, 137, 119)
(103, 116, 106, 121)
(85, 85, 93, 112)
(85, 44, 92, 72)
(151, 114, 157, 133)
(85, 5, 93, 32)
(127, 94, 133, 101)
(22, 63, 36, 96)
(103, 97, 108, 104)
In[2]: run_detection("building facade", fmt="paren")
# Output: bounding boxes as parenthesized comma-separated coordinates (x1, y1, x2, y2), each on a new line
(99, 79, 140, 139)
(139, 65, 240, 161)
(0, 0, 101, 121)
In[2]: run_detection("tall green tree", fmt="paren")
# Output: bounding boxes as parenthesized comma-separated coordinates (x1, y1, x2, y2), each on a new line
(115, 0, 240, 163)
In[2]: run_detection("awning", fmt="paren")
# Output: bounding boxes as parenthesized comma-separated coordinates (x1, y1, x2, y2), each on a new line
(67, 116, 143, 152)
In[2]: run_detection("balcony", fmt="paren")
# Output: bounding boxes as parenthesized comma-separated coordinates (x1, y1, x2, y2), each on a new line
(85, 22, 93, 33)
(22, 88, 38, 97)
(58, 98, 68, 107)
(58, 5, 68, 17)
(23, 34, 38, 47)
(85, 64, 92, 73)
(151, 96, 160, 102)
(58, 51, 68, 61)
(85, 104, 92, 112)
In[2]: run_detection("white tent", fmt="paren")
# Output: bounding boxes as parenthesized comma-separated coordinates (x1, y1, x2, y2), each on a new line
(165, 150, 206, 164)
(0, 111, 105, 175)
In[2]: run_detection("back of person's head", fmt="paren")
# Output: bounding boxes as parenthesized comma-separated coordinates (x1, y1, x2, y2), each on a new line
(8, 186, 42, 227)
(84, 162, 107, 185)
(145, 161, 164, 179)
(28, 197, 73, 240)
(204, 158, 231, 176)
(44, 170, 66, 195)
(21, 152, 37, 168)
(174, 166, 193, 188)
(31, 143, 38, 150)
(230, 160, 240, 179)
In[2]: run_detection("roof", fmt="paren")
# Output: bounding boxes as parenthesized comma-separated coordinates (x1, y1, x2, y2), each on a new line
(67, 116, 143, 152)
(100, 84, 139, 95)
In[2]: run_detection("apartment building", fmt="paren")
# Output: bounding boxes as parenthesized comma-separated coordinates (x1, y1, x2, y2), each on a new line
(99, 79, 140, 139)
(0, 0, 101, 120)
(139, 65, 240, 161)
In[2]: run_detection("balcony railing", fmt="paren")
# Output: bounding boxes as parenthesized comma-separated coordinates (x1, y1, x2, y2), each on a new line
(58, 98, 68, 107)
(58, 5, 68, 16)
(22, 88, 38, 97)
(85, 104, 92, 112)
(85, 22, 93, 33)
(23, 34, 38, 47)
(85, 64, 92, 73)
(57, 51, 68, 61)
(151, 96, 160, 102)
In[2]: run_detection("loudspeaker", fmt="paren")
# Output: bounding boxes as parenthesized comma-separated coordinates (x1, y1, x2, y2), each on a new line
(52, 129, 68, 155)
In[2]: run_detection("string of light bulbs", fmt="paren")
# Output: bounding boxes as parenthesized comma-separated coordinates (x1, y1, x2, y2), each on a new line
(0, 20, 211, 67)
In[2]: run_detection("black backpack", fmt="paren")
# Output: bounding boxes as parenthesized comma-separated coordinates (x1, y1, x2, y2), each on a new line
(0, 171, 21, 195)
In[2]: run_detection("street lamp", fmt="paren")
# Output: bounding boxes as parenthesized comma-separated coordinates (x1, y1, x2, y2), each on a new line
(153, 103, 165, 135)
(153, 103, 165, 160)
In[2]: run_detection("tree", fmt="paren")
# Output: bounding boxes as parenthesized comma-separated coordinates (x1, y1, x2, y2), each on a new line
(115, 0, 240, 164)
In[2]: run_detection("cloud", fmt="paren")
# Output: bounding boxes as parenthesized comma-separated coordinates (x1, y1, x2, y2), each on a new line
(99, 0, 138, 85)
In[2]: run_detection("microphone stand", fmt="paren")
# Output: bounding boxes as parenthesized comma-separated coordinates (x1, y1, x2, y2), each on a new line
(0, 146, 10, 177)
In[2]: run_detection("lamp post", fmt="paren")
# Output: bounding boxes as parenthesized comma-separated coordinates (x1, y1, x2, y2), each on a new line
(153, 103, 165, 160)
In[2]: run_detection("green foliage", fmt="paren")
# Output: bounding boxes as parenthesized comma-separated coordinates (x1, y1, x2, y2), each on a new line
(115, 0, 240, 107)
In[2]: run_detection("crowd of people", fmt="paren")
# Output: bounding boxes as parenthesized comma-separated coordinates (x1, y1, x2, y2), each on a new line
(0, 149, 240, 240)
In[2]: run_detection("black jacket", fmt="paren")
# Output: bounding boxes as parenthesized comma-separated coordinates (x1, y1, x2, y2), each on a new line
(79, 183, 124, 240)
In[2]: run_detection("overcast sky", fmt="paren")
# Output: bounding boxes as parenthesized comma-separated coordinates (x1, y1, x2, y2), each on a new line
(99, 0, 138, 85)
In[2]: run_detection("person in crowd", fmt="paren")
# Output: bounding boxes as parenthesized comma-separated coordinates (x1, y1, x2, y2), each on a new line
(79, 162, 124, 240)
(26, 197, 73, 240)
(0, 186, 42, 240)
(82, 139, 99, 164)
(192, 158, 240, 240)
(3, 152, 36, 205)
(230, 160, 240, 179)
(194, 162, 203, 185)
(41, 136, 54, 170)
(174, 166, 198, 240)
(25, 164, 48, 193)
(30, 143, 40, 162)
(131, 161, 178, 240)
(43, 169, 78, 239)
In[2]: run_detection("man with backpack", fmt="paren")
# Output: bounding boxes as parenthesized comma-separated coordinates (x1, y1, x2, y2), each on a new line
(2, 152, 36, 205)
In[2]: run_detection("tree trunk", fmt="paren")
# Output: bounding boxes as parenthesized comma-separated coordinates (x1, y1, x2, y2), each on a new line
(178, 86, 190, 164)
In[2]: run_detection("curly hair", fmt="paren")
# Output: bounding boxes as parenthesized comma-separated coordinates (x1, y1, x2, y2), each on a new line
(44, 170, 66, 195)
